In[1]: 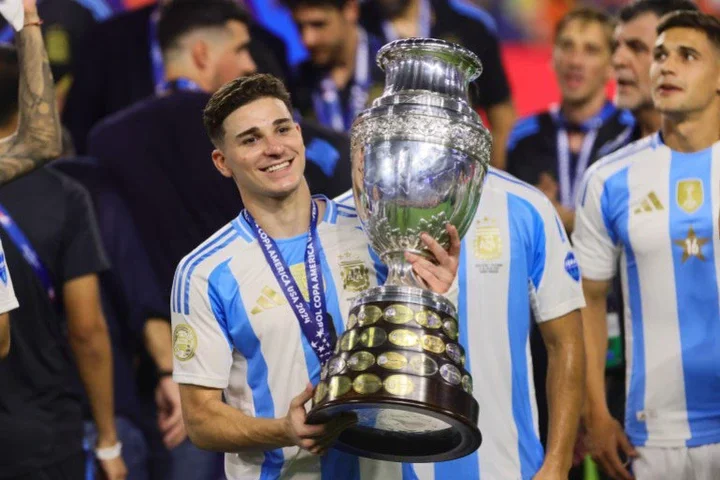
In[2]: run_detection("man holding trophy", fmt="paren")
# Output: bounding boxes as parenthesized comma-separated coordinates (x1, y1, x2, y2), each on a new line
(170, 70, 459, 479)
(327, 39, 586, 479)
(172, 37, 585, 479)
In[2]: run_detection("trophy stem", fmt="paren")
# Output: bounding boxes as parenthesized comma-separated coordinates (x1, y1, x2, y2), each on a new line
(383, 251, 427, 289)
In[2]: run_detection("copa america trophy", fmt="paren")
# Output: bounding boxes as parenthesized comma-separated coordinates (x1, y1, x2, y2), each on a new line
(306, 38, 491, 462)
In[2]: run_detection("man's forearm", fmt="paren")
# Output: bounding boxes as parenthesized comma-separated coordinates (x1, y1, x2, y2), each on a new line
(69, 321, 117, 445)
(0, 8, 62, 184)
(0, 313, 9, 358)
(144, 318, 173, 372)
(544, 330, 585, 471)
(183, 394, 293, 452)
(582, 292, 611, 418)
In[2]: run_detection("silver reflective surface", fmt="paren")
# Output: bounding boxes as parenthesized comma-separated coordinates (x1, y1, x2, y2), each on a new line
(351, 38, 491, 288)
(355, 408, 452, 433)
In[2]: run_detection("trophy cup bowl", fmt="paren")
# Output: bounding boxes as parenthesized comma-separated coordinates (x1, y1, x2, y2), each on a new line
(306, 38, 491, 463)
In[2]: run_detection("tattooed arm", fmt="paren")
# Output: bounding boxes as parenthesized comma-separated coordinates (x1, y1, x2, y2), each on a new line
(0, 1, 62, 185)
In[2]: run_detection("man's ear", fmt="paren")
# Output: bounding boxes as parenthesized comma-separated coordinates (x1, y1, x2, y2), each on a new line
(190, 39, 211, 72)
(212, 149, 233, 178)
(343, 0, 360, 24)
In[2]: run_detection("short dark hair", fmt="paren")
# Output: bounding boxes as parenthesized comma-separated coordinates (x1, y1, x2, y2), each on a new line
(554, 7, 616, 52)
(0, 45, 19, 127)
(283, 0, 350, 12)
(619, 0, 698, 24)
(157, 0, 250, 54)
(657, 10, 720, 51)
(203, 74, 294, 146)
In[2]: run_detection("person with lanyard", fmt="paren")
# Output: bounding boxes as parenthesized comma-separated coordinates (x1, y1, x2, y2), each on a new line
(0, 8, 126, 476)
(360, 0, 515, 169)
(507, 7, 634, 235)
(574, 10, 720, 480)
(287, 0, 385, 133)
(171, 73, 460, 479)
(88, 1, 258, 477)
(61, 0, 291, 155)
(0, 0, 63, 359)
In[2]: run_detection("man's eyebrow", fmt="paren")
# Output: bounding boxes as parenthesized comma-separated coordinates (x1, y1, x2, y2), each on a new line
(235, 118, 292, 138)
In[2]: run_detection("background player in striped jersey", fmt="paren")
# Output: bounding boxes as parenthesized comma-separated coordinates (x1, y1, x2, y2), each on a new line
(574, 11, 720, 480)
(171, 73, 460, 479)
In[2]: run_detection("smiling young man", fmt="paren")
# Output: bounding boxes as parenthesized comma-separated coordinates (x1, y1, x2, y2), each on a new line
(171, 73, 460, 479)
(574, 11, 720, 480)
(507, 7, 634, 234)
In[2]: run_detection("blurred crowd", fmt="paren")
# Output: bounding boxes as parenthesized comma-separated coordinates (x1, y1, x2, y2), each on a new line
(0, 0, 718, 479)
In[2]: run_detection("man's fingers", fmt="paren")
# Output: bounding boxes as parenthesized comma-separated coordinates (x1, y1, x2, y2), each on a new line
(446, 224, 461, 258)
(297, 423, 328, 439)
(163, 422, 187, 449)
(420, 232, 450, 266)
(291, 383, 314, 409)
(618, 430, 638, 458)
(411, 260, 443, 292)
(601, 446, 634, 480)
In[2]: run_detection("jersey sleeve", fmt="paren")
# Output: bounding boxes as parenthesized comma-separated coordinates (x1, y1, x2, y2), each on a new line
(171, 262, 233, 389)
(531, 198, 586, 322)
(0, 239, 18, 314)
(571, 169, 620, 281)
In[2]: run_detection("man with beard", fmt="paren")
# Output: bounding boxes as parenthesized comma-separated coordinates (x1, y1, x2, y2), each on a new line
(287, 0, 385, 133)
(360, 0, 514, 168)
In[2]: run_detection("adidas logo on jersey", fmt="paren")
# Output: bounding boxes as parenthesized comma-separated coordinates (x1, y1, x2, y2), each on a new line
(251, 286, 286, 314)
(632, 192, 664, 214)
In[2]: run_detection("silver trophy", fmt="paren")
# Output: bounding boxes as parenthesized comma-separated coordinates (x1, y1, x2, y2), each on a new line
(307, 38, 491, 462)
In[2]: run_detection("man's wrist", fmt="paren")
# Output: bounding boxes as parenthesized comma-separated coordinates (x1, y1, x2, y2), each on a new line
(23, 12, 40, 23)
(540, 455, 571, 474)
(583, 396, 610, 419)
(95, 441, 122, 461)
(96, 432, 119, 448)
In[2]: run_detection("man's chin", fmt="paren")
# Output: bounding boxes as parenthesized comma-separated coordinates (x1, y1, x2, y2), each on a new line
(310, 54, 332, 67)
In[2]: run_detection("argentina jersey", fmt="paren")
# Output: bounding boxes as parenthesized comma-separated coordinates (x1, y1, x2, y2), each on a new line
(171, 196, 419, 479)
(336, 168, 585, 480)
(573, 133, 720, 448)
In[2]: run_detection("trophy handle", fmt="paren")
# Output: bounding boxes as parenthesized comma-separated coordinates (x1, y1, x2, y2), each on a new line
(383, 251, 428, 289)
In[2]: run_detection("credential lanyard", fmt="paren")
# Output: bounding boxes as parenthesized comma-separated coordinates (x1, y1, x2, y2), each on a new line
(242, 201, 333, 364)
(552, 101, 615, 208)
(0, 202, 56, 302)
(149, 7, 165, 95)
(312, 28, 371, 132)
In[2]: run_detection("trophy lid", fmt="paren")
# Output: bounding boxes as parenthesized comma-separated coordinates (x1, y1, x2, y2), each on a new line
(373, 38, 483, 109)
(377, 38, 483, 81)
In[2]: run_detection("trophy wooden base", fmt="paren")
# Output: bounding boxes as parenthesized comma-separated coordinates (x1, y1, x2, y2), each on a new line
(307, 288, 481, 462)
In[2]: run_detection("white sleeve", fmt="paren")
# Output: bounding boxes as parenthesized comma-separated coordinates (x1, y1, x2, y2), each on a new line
(571, 169, 620, 281)
(0, 240, 19, 314)
(333, 189, 355, 207)
(171, 264, 233, 389)
(531, 199, 586, 322)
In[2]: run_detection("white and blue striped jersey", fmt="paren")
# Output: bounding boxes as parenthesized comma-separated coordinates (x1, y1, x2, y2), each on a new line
(171, 196, 418, 479)
(337, 168, 585, 480)
(573, 133, 720, 448)
(0, 238, 18, 314)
